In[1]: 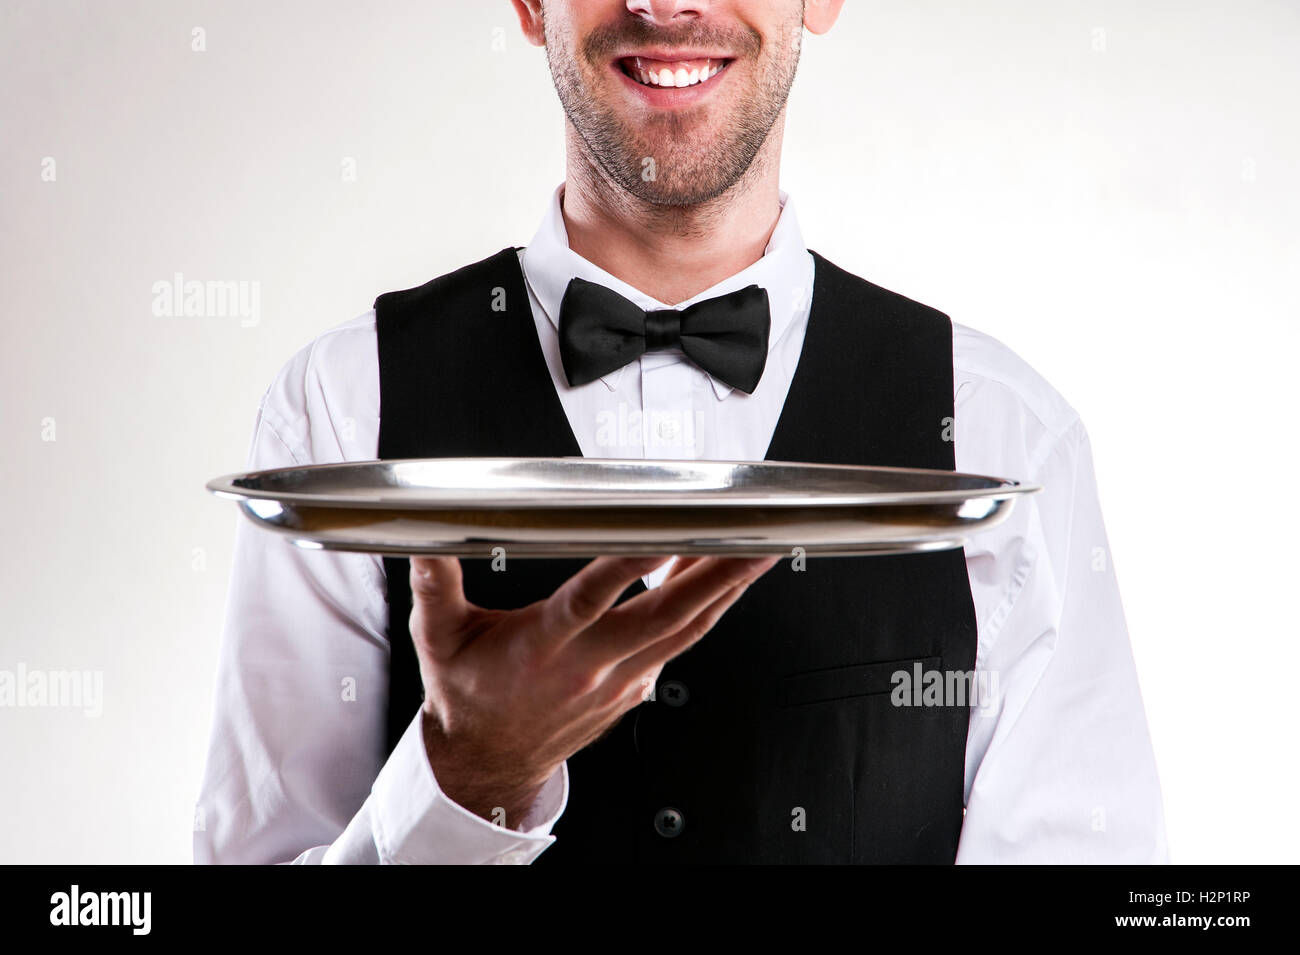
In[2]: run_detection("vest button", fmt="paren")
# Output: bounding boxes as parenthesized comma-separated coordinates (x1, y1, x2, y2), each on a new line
(660, 680, 689, 707)
(654, 807, 685, 838)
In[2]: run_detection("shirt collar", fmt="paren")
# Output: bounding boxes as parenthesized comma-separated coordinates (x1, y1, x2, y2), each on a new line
(520, 183, 810, 400)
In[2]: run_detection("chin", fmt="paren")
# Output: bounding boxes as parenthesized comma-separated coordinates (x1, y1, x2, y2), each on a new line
(616, 172, 736, 207)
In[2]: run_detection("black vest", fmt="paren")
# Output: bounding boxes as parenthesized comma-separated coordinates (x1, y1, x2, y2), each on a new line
(375, 248, 978, 863)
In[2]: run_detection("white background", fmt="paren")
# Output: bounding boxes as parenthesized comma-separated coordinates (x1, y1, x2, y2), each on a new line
(1, 0, 1296, 863)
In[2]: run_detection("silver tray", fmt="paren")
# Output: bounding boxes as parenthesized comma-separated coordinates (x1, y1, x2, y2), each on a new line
(206, 457, 1040, 558)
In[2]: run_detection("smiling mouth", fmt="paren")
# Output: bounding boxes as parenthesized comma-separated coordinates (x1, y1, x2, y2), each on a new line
(617, 56, 732, 88)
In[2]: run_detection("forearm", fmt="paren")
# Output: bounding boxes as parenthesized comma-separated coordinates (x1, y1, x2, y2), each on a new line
(198, 702, 567, 865)
(195, 512, 566, 864)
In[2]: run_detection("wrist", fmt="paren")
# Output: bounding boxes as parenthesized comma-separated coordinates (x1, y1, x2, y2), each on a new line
(419, 709, 550, 828)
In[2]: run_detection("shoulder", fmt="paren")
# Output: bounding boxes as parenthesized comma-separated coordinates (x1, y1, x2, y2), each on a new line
(255, 310, 379, 465)
(374, 248, 523, 321)
(953, 322, 1080, 437)
(813, 252, 950, 326)
(263, 310, 377, 415)
(951, 321, 1085, 479)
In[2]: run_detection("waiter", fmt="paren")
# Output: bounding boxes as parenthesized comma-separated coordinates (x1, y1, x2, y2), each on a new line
(196, 0, 1167, 864)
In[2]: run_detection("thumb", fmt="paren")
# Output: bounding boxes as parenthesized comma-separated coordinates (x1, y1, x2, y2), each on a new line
(408, 557, 471, 650)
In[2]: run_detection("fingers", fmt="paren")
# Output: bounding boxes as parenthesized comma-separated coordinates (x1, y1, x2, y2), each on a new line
(608, 576, 753, 695)
(409, 557, 470, 657)
(663, 555, 699, 580)
(410, 556, 466, 609)
(605, 555, 779, 659)
(541, 554, 676, 641)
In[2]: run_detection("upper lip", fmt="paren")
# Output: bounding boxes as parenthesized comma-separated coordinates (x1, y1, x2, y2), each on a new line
(615, 49, 735, 62)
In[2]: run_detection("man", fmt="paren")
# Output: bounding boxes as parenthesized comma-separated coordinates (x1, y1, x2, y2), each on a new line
(195, 0, 1168, 864)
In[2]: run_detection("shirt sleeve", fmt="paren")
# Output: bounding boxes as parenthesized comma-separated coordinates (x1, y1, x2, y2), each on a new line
(956, 417, 1169, 863)
(194, 343, 567, 864)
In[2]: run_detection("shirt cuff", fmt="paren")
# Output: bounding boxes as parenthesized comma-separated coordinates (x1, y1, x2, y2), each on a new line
(355, 708, 567, 864)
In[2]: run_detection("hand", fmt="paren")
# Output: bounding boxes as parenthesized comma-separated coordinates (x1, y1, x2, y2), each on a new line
(407, 553, 780, 827)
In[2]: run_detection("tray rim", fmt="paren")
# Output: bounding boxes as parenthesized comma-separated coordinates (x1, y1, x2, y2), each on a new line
(280, 536, 974, 558)
(207, 456, 1042, 511)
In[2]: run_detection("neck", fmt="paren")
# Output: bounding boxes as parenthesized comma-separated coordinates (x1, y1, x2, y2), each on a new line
(560, 118, 785, 306)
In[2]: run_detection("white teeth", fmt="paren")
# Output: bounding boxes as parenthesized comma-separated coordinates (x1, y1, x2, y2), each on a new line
(629, 60, 726, 89)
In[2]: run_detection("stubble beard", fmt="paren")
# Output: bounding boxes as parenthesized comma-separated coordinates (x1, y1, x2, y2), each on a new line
(543, 11, 802, 212)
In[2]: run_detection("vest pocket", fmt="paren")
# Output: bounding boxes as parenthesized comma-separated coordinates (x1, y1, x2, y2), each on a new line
(776, 655, 941, 708)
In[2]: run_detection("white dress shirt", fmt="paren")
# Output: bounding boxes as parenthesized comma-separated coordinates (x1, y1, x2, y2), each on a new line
(194, 185, 1169, 865)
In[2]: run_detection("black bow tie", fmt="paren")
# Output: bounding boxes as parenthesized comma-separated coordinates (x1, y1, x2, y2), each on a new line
(557, 278, 771, 395)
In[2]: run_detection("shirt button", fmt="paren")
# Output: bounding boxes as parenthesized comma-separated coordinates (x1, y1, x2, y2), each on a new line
(660, 680, 689, 707)
(654, 807, 685, 838)
(499, 849, 529, 864)
(657, 418, 679, 441)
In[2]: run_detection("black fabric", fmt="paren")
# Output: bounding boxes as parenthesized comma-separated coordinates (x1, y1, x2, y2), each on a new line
(375, 247, 978, 863)
(558, 276, 770, 394)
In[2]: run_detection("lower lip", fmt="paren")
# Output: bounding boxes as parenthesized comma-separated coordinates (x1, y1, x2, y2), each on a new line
(611, 61, 730, 108)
